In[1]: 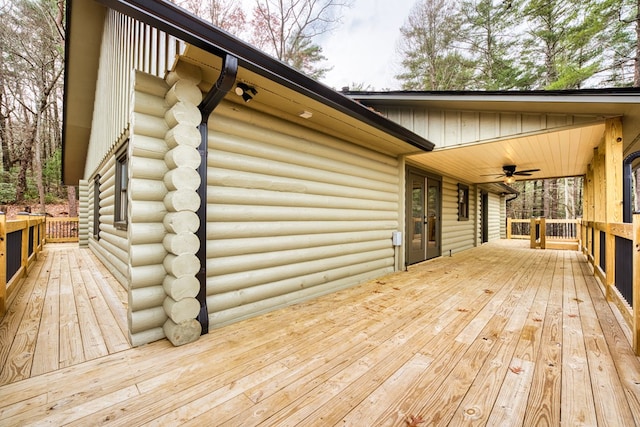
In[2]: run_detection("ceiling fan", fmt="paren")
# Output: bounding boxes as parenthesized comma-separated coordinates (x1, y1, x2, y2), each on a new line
(485, 165, 541, 183)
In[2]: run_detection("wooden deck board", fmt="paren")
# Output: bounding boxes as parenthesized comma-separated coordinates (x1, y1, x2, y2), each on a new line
(1, 240, 640, 426)
(0, 244, 130, 388)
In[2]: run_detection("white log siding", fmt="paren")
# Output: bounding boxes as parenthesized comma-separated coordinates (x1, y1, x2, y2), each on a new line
(78, 180, 89, 247)
(127, 72, 173, 347)
(205, 102, 401, 328)
(380, 107, 603, 148)
(487, 192, 502, 241)
(500, 195, 507, 238)
(89, 155, 129, 289)
(159, 64, 203, 346)
(441, 177, 477, 255)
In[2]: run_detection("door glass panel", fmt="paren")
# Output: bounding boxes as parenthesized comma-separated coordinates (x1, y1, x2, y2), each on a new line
(411, 180, 424, 251)
(426, 181, 440, 259)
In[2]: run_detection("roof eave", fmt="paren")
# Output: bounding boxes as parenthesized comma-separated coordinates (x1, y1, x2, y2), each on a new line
(84, 0, 435, 152)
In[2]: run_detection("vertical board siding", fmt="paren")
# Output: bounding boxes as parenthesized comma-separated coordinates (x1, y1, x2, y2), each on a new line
(381, 107, 601, 148)
(441, 177, 477, 255)
(206, 103, 400, 327)
(85, 10, 182, 181)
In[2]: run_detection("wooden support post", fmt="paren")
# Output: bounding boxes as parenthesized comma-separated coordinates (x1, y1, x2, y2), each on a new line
(0, 213, 6, 317)
(632, 214, 640, 355)
(540, 218, 546, 249)
(604, 118, 623, 302)
(530, 218, 537, 249)
(507, 218, 512, 240)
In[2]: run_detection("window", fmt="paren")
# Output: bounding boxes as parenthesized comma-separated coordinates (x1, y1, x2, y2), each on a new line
(115, 146, 129, 230)
(93, 175, 101, 239)
(458, 183, 469, 221)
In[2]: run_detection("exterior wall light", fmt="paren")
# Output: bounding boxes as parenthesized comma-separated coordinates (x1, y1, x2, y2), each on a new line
(235, 82, 257, 102)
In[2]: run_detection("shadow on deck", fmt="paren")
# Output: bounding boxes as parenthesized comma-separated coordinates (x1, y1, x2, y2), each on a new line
(1, 240, 640, 425)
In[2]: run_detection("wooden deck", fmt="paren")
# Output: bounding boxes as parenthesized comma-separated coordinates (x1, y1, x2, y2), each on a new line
(0, 244, 130, 385)
(2, 241, 640, 425)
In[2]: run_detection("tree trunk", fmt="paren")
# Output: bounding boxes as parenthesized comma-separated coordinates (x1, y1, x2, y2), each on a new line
(68, 185, 78, 217)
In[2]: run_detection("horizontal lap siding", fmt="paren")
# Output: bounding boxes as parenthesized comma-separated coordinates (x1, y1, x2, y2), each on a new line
(206, 105, 400, 327)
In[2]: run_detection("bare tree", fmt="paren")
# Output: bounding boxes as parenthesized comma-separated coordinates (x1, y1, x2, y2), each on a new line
(0, 0, 64, 208)
(249, 0, 352, 79)
(170, 0, 248, 35)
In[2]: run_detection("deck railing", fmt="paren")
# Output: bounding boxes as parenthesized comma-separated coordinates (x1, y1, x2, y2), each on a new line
(45, 217, 79, 243)
(0, 213, 46, 317)
(581, 216, 639, 348)
(506, 217, 581, 250)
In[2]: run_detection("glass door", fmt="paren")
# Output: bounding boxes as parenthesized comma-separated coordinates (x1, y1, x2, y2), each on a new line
(407, 170, 441, 264)
(407, 172, 425, 265)
(426, 179, 441, 259)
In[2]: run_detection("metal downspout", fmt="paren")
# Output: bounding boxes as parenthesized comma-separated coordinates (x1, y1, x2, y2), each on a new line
(623, 151, 640, 223)
(196, 54, 238, 334)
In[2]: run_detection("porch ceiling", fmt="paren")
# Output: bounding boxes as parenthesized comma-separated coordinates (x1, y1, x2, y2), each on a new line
(351, 90, 640, 184)
(407, 122, 606, 184)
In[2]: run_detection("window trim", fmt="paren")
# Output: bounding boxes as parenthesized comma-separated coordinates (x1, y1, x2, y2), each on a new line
(93, 174, 101, 239)
(114, 144, 129, 231)
(457, 183, 469, 221)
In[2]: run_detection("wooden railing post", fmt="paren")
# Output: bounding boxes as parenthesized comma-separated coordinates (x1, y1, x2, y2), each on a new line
(0, 212, 5, 317)
(16, 213, 29, 281)
(633, 214, 640, 354)
(606, 224, 616, 300)
(530, 218, 537, 249)
(540, 217, 546, 249)
(507, 218, 512, 240)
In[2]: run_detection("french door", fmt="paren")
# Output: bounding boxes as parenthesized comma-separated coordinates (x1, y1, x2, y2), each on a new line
(407, 170, 441, 265)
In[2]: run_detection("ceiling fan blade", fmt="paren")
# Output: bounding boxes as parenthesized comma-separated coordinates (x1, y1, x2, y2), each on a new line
(514, 168, 540, 175)
(515, 173, 533, 176)
(481, 173, 505, 177)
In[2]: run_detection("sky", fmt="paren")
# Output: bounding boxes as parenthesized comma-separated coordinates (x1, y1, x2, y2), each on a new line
(318, 0, 417, 91)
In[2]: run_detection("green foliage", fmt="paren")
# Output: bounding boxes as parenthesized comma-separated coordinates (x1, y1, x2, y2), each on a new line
(396, 0, 638, 89)
(0, 183, 16, 204)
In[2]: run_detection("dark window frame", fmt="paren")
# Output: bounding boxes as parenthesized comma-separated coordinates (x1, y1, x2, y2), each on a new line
(93, 174, 101, 239)
(458, 183, 469, 221)
(115, 144, 129, 231)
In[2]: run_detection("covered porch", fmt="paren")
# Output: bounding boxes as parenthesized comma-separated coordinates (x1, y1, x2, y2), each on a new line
(1, 240, 640, 425)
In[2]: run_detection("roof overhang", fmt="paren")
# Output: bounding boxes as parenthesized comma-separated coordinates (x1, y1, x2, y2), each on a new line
(62, 0, 105, 184)
(63, 0, 434, 184)
(349, 90, 640, 185)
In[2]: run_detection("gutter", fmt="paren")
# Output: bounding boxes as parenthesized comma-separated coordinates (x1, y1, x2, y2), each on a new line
(195, 54, 238, 334)
(94, 0, 434, 152)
